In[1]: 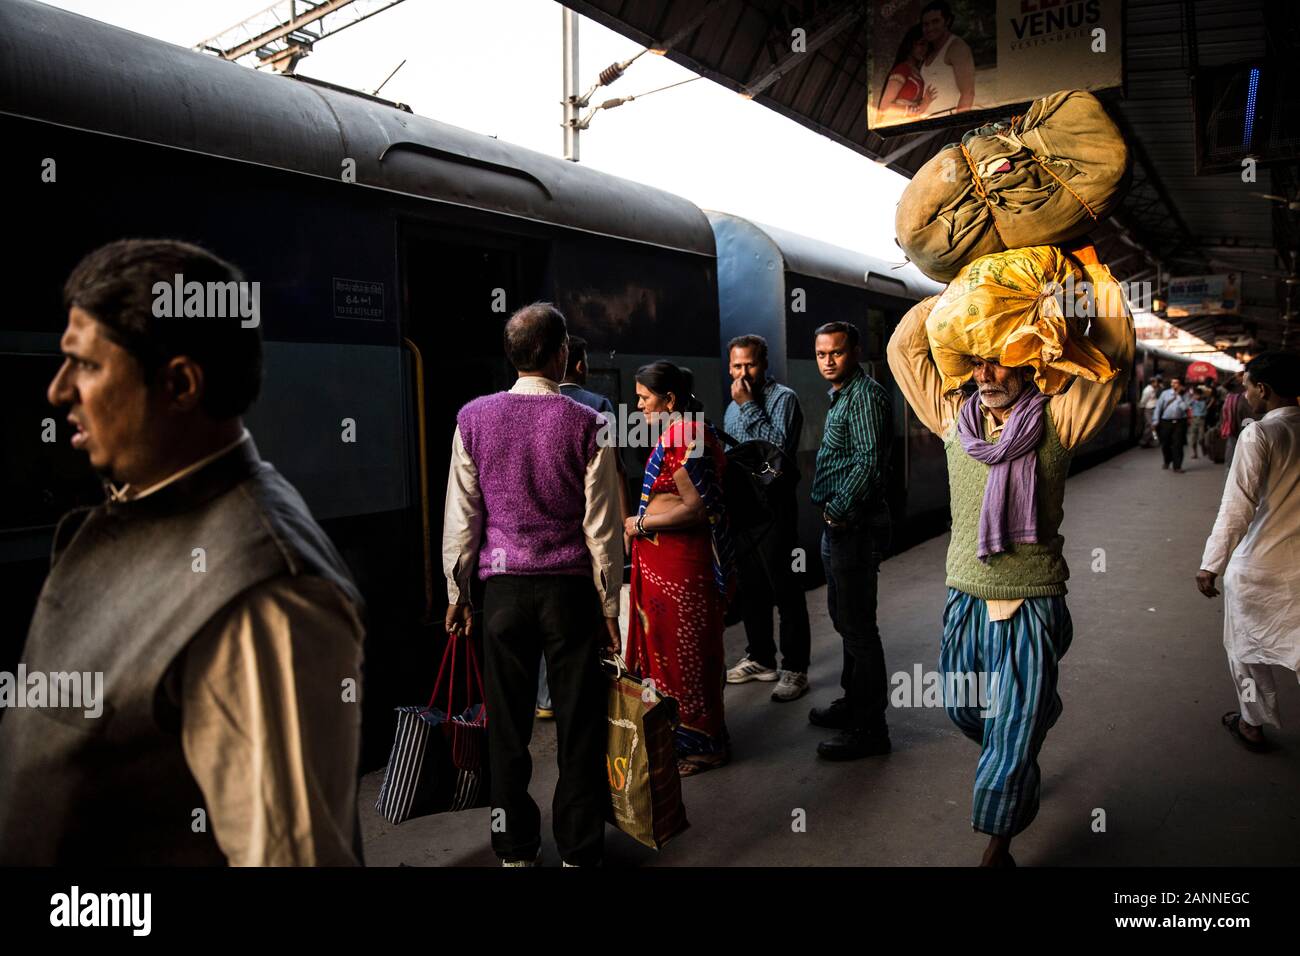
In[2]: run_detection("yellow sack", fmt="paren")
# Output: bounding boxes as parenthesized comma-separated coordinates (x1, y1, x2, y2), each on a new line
(925, 245, 1120, 395)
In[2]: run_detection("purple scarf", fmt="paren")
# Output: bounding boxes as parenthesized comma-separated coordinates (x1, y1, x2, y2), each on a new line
(957, 387, 1051, 562)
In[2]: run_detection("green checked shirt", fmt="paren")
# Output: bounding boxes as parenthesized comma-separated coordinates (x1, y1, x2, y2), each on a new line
(810, 365, 892, 524)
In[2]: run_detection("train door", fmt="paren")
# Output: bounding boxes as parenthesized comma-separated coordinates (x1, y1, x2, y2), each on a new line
(399, 227, 548, 625)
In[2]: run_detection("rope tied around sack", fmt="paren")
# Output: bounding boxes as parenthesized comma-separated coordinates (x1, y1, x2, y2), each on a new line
(1008, 107, 1100, 222)
(1027, 153, 1099, 221)
(959, 129, 1100, 253)
(1030, 280, 1068, 363)
(959, 140, 1011, 248)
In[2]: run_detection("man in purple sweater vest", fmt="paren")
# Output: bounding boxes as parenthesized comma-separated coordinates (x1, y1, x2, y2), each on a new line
(442, 302, 623, 867)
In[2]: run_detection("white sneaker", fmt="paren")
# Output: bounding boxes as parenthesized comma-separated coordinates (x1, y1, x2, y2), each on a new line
(501, 851, 541, 867)
(771, 670, 809, 702)
(726, 656, 779, 684)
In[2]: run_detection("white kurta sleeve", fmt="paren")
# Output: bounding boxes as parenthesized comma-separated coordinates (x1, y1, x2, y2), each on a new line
(1200, 421, 1268, 575)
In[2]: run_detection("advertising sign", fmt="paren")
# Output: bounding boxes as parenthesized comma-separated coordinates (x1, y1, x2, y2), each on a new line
(866, 0, 1123, 132)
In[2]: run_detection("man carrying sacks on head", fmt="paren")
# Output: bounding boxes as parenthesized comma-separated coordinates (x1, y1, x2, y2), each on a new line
(887, 244, 1134, 866)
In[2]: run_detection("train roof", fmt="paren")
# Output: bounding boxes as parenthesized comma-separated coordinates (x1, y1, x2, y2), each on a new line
(705, 212, 943, 303)
(0, 0, 714, 257)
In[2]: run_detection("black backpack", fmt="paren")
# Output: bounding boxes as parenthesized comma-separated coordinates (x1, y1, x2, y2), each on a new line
(714, 429, 799, 535)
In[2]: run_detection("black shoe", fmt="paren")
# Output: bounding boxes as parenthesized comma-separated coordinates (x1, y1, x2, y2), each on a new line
(808, 697, 852, 729)
(817, 728, 891, 760)
(1162, 462, 1170, 469)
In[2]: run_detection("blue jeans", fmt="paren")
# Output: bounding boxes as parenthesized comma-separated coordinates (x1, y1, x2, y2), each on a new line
(821, 524, 889, 734)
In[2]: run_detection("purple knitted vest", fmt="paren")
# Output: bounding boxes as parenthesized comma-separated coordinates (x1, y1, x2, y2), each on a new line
(457, 390, 601, 581)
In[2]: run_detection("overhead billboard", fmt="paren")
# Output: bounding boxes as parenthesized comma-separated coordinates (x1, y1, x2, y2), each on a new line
(866, 0, 1124, 133)
(1166, 274, 1243, 318)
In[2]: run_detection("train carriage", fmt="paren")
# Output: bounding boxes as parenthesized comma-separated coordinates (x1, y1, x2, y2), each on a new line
(0, 0, 722, 766)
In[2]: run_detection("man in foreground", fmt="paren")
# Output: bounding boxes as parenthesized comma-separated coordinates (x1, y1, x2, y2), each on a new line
(1197, 351, 1300, 753)
(0, 239, 365, 865)
(887, 259, 1133, 866)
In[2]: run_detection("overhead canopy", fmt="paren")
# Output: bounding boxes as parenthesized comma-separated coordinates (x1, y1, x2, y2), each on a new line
(563, 0, 1298, 353)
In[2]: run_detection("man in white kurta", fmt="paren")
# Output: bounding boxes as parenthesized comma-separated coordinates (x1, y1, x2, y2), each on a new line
(1197, 351, 1300, 748)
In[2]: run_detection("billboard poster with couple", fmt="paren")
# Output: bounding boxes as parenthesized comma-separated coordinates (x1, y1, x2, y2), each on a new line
(867, 0, 1123, 132)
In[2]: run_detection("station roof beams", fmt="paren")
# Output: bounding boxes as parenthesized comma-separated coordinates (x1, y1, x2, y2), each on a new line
(563, 0, 1298, 352)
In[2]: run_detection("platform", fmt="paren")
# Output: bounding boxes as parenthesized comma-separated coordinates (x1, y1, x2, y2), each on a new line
(360, 443, 1300, 866)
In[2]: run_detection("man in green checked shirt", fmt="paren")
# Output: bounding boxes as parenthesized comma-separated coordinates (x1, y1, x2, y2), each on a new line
(807, 321, 895, 760)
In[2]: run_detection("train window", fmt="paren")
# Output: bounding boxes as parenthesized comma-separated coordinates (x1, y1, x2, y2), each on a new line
(0, 354, 103, 533)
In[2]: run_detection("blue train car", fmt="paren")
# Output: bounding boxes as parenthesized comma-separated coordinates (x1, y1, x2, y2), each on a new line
(709, 212, 948, 575)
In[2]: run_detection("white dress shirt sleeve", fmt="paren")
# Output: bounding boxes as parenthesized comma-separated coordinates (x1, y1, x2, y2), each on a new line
(442, 426, 484, 606)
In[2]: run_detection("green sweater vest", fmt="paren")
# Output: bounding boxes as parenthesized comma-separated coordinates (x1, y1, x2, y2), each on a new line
(944, 407, 1071, 599)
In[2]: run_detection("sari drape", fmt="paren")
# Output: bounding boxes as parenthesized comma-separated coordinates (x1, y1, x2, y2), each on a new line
(626, 418, 733, 757)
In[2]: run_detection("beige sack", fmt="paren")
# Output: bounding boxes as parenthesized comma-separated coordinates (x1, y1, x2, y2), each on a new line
(897, 90, 1130, 283)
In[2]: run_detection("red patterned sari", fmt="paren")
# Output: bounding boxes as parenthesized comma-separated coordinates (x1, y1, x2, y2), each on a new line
(626, 418, 733, 768)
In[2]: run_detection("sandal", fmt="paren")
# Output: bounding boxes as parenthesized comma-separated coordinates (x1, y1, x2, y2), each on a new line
(676, 752, 729, 778)
(1222, 712, 1270, 754)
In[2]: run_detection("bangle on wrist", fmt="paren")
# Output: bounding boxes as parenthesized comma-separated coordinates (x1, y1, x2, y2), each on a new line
(636, 514, 646, 536)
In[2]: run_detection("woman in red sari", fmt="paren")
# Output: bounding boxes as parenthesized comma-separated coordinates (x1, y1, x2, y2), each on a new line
(623, 362, 734, 776)
(876, 25, 935, 121)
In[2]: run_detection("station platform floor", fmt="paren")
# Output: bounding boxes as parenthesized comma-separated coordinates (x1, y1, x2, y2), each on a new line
(359, 443, 1300, 866)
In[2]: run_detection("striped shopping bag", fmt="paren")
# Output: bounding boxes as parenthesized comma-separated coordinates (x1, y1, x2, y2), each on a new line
(375, 631, 490, 824)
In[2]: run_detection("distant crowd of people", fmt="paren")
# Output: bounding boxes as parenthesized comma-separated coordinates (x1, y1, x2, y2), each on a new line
(1139, 372, 1250, 471)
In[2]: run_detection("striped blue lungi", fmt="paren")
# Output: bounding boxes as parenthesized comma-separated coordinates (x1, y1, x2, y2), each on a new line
(939, 588, 1073, 837)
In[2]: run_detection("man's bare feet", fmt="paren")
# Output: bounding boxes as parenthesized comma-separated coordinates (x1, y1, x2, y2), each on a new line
(980, 834, 1015, 867)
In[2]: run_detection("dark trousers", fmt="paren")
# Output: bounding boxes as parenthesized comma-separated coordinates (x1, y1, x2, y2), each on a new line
(482, 574, 606, 865)
(820, 524, 889, 734)
(1157, 419, 1187, 469)
(738, 504, 811, 672)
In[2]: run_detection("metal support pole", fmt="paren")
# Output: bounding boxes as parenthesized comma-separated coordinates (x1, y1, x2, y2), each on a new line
(563, 8, 580, 162)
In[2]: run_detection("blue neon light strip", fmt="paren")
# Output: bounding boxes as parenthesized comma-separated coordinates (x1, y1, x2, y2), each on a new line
(1243, 67, 1260, 151)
